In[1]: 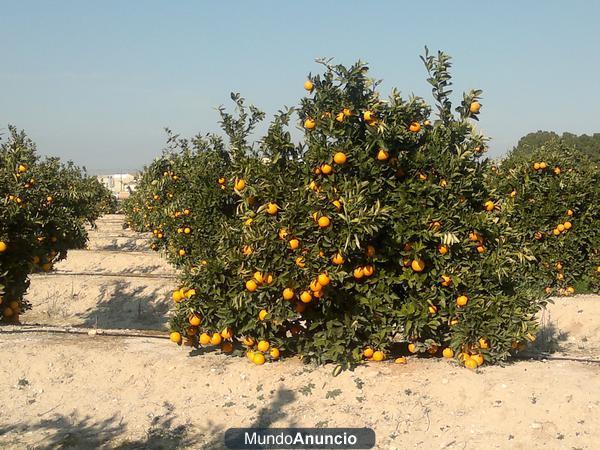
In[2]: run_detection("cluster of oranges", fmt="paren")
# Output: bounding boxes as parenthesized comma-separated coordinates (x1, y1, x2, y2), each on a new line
(533, 161, 562, 175)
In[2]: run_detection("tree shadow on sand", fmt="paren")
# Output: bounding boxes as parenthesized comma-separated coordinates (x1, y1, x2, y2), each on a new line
(0, 387, 298, 449)
(80, 280, 172, 330)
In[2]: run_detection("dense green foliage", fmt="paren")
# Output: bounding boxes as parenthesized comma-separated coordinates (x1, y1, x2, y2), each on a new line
(126, 50, 561, 369)
(512, 131, 600, 165)
(0, 126, 114, 321)
(490, 143, 600, 295)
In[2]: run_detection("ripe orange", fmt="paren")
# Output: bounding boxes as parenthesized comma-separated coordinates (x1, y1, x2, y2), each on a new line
(539, 162, 547, 169)
(469, 231, 480, 242)
(566, 286, 575, 294)
(438, 245, 448, 255)
(199, 333, 211, 345)
(376, 149, 389, 161)
(17, 164, 27, 173)
(188, 314, 201, 326)
(566, 209, 573, 216)
(169, 332, 182, 343)
(456, 295, 468, 307)
(0, 241, 7, 253)
(552, 228, 560, 236)
(469, 101, 481, 114)
(332, 199, 342, 210)
(335, 111, 345, 122)
(554, 166, 561, 174)
(363, 347, 374, 358)
(372, 351, 385, 362)
(258, 309, 268, 321)
(218, 177, 226, 185)
(289, 238, 300, 250)
(210, 333, 222, 345)
(407, 343, 417, 353)
(476, 245, 485, 254)
(310, 279, 323, 292)
(234, 179, 246, 191)
(353, 267, 365, 280)
(178, 249, 186, 257)
(257, 340, 270, 352)
(442, 348, 454, 358)
(533, 162, 541, 170)
(557, 224, 565, 232)
(318, 216, 331, 228)
(441, 275, 452, 287)
(479, 338, 489, 349)
(409, 122, 421, 132)
(411, 259, 425, 272)
(247, 350, 255, 361)
(321, 164, 333, 175)
(304, 118, 316, 129)
(304, 80, 314, 91)
(295, 256, 306, 268)
(464, 358, 478, 369)
(283, 288, 294, 300)
(333, 152, 347, 164)
(317, 273, 330, 286)
(484, 200, 495, 211)
(242, 336, 255, 347)
(221, 327, 233, 339)
(363, 265, 374, 277)
(363, 110, 374, 121)
(184, 227, 191, 234)
(253, 353, 266, 365)
(428, 305, 437, 314)
(300, 291, 313, 303)
(331, 253, 344, 265)
(242, 245, 253, 256)
(245, 280, 258, 292)
(564, 221, 572, 230)
(266, 203, 279, 215)
(270, 348, 280, 360)
(395, 357, 407, 364)
(471, 354, 484, 366)
(253, 271, 264, 284)
(172, 290, 184, 302)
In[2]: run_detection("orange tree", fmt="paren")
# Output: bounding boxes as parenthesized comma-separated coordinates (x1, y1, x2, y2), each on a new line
(0, 125, 109, 321)
(132, 50, 547, 369)
(490, 142, 600, 295)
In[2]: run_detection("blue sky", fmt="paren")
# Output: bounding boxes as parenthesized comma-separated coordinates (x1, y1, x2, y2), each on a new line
(1, 1, 598, 173)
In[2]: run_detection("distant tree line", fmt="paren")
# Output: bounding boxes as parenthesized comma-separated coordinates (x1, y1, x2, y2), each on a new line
(510, 131, 600, 165)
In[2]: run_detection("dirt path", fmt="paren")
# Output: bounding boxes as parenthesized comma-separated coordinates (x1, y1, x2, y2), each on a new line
(1, 215, 599, 449)
(21, 215, 175, 330)
(1, 333, 599, 449)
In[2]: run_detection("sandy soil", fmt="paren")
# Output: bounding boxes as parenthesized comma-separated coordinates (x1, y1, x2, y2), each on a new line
(1, 215, 599, 449)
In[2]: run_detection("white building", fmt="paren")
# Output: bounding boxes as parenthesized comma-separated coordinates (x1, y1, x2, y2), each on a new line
(97, 173, 138, 199)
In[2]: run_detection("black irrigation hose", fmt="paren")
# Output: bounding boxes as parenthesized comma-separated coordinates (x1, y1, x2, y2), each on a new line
(0, 324, 169, 340)
(513, 353, 600, 364)
(35, 271, 177, 280)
